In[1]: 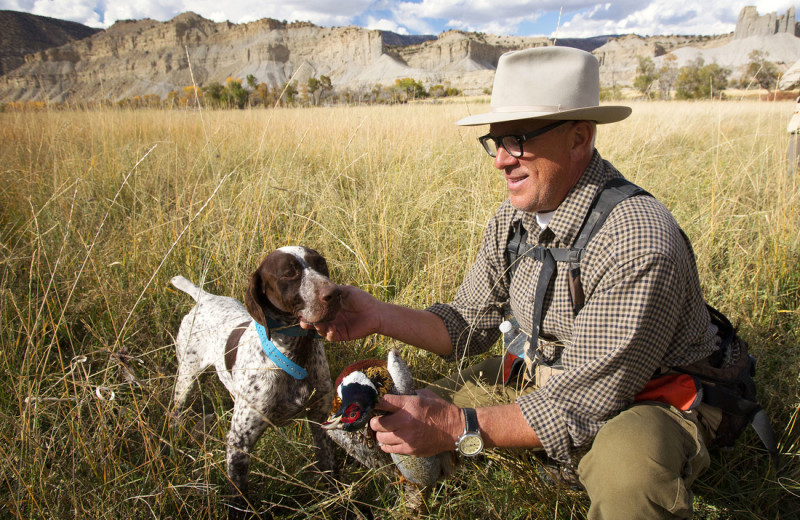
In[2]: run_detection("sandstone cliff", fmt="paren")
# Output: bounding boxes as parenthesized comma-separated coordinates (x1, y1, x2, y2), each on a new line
(0, 10, 100, 76)
(592, 6, 800, 87)
(592, 34, 731, 86)
(2, 6, 799, 103)
(734, 6, 799, 39)
(0, 12, 549, 103)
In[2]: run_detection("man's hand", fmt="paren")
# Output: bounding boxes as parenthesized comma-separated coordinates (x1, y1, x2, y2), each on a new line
(300, 285, 381, 342)
(368, 389, 463, 457)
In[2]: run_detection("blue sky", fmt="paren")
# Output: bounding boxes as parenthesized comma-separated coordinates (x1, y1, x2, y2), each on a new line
(2, 1, 799, 38)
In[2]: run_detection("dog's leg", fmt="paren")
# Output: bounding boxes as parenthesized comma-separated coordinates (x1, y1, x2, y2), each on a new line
(226, 404, 270, 516)
(171, 316, 214, 420)
(172, 365, 198, 417)
(310, 421, 337, 476)
(307, 392, 337, 477)
(171, 350, 207, 422)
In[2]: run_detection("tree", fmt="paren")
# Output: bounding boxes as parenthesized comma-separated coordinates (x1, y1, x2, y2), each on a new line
(394, 78, 427, 101)
(318, 75, 333, 103)
(307, 77, 320, 98)
(278, 81, 298, 105)
(633, 56, 657, 98)
(429, 84, 461, 98)
(744, 50, 780, 91)
(202, 82, 225, 106)
(251, 82, 274, 107)
(307, 75, 333, 105)
(658, 54, 678, 99)
(166, 90, 181, 108)
(675, 58, 730, 99)
(225, 78, 250, 109)
(182, 86, 202, 107)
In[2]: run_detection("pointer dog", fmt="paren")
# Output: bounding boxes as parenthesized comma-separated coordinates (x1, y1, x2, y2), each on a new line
(170, 246, 340, 515)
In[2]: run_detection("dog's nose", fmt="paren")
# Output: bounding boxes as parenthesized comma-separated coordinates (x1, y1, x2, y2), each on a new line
(318, 284, 342, 304)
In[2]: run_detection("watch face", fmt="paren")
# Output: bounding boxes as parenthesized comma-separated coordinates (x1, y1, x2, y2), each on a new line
(459, 434, 484, 456)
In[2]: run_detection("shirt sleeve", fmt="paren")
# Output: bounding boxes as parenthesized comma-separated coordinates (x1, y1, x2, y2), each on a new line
(425, 211, 510, 361)
(517, 250, 686, 463)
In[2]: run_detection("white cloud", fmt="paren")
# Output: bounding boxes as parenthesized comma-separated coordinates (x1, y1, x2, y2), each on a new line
(166, 0, 372, 26)
(1, 0, 34, 10)
(557, 1, 800, 37)
(15, 0, 376, 28)
(26, 0, 103, 26)
(102, 1, 174, 25)
(3, 0, 800, 36)
(365, 16, 409, 34)
(390, 0, 550, 35)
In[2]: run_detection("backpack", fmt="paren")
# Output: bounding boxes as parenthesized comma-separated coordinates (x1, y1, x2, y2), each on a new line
(504, 177, 778, 463)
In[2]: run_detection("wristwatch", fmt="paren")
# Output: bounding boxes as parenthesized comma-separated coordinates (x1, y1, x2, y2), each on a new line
(456, 407, 484, 457)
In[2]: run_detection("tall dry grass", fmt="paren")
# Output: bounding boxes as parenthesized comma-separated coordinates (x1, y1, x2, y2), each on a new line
(0, 100, 798, 519)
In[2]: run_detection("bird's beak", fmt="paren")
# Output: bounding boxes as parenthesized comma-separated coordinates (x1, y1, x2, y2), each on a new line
(321, 415, 342, 430)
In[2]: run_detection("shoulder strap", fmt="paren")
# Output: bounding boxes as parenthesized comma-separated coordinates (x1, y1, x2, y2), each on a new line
(506, 177, 650, 313)
(572, 177, 649, 251)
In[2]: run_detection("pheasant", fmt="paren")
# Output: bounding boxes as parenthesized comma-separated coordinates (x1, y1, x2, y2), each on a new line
(322, 349, 455, 511)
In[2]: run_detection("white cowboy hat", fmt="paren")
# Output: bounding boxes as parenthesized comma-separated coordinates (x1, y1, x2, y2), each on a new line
(456, 46, 631, 126)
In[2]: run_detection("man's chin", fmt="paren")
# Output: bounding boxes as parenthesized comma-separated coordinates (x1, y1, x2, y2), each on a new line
(509, 195, 537, 213)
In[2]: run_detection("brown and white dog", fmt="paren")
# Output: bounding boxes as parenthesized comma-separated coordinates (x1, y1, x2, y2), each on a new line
(170, 246, 341, 516)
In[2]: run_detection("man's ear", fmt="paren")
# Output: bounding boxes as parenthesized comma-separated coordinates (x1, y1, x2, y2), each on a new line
(570, 120, 595, 160)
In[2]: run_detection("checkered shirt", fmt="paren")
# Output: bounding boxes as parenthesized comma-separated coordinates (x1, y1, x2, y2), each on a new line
(427, 151, 718, 464)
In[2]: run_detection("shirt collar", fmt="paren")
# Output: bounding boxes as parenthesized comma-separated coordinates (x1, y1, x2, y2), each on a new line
(544, 150, 623, 247)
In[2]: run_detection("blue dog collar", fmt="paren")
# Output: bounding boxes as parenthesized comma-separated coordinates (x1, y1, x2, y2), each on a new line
(255, 322, 308, 380)
(264, 316, 321, 338)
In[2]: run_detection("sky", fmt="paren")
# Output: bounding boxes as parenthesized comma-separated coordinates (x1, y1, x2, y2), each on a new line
(2, 1, 800, 38)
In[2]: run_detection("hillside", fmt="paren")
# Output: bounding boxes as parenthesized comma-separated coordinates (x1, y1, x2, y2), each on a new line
(0, 10, 100, 76)
(0, 12, 553, 102)
(1, 6, 799, 104)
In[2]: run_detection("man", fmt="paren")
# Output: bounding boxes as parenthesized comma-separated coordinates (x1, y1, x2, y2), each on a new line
(304, 47, 718, 518)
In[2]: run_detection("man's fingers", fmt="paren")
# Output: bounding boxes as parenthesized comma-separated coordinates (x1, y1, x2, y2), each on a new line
(374, 393, 406, 412)
(298, 318, 312, 329)
(414, 388, 441, 400)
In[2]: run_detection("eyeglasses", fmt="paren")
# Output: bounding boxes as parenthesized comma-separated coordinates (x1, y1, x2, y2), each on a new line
(478, 120, 569, 158)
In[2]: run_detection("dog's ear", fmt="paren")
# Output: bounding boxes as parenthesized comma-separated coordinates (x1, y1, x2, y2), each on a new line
(245, 269, 275, 330)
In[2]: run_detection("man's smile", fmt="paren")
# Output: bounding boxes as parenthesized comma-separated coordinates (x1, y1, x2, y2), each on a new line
(506, 172, 529, 190)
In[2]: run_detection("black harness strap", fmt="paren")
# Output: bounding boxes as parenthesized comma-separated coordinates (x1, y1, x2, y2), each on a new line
(504, 177, 778, 463)
(529, 248, 555, 354)
(507, 177, 648, 319)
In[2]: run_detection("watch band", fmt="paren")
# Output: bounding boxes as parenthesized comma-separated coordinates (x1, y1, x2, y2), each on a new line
(456, 407, 484, 456)
(462, 407, 479, 434)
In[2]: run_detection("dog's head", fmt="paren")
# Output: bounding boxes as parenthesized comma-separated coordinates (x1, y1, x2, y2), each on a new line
(245, 246, 342, 328)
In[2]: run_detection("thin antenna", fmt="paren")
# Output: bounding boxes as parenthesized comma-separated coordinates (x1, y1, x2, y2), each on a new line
(553, 7, 563, 46)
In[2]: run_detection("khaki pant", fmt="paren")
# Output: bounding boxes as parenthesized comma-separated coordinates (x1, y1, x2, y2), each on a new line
(427, 356, 711, 520)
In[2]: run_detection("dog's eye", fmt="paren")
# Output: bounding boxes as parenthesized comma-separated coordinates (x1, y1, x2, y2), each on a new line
(281, 269, 298, 280)
(310, 257, 329, 275)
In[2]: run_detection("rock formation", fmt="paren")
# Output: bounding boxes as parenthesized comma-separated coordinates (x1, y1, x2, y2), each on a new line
(0, 10, 100, 76)
(592, 34, 731, 87)
(2, 6, 799, 103)
(0, 12, 549, 103)
(593, 6, 800, 87)
(734, 6, 800, 39)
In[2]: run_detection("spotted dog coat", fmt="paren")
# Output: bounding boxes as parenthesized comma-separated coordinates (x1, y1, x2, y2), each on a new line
(171, 246, 340, 513)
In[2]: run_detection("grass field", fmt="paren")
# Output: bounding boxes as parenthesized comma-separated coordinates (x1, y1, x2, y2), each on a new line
(1, 100, 798, 519)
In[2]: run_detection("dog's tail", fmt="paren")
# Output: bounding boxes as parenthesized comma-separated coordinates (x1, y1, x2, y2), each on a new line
(170, 276, 207, 301)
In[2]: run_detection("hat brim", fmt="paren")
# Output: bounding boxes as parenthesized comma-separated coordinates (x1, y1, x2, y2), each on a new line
(455, 105, 632, 126)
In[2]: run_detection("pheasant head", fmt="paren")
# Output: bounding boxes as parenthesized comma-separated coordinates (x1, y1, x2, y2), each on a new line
(322, 359, 393, 432)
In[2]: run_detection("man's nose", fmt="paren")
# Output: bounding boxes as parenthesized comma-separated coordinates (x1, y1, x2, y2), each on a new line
(493, 145, 518, 169)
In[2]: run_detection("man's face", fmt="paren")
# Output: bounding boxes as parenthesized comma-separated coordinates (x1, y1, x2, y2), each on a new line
(488, 119, 589, 213)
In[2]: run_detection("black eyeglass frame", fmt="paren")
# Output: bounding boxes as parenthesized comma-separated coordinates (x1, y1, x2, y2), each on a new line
(478, 120, 570, 158)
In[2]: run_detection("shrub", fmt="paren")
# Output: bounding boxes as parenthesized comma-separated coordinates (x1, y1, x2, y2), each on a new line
(675, 58, 730, 99)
